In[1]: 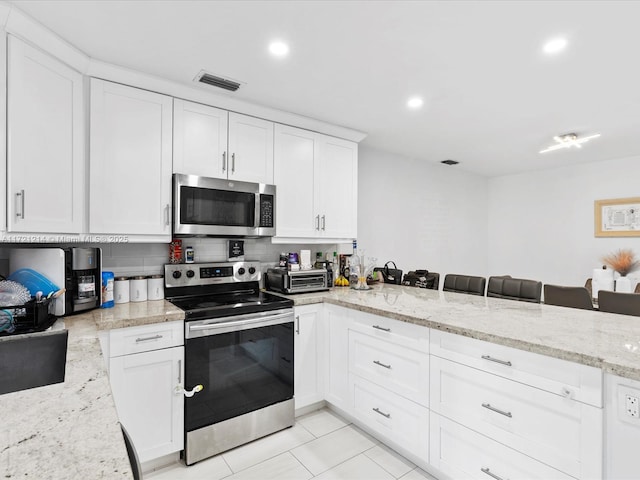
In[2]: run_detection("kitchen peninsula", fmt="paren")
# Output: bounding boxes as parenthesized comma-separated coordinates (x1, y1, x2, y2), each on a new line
(3, 284, 640, 478)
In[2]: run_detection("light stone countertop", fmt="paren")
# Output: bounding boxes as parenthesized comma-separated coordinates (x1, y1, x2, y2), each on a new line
(1, 300, 184, 479)
(281, 283, 640, 381)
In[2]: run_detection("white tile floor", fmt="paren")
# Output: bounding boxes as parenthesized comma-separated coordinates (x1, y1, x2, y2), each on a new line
(146, 408, 438, 480)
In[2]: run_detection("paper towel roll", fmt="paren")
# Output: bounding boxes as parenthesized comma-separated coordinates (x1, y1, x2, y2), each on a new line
(300, 250, 312, 270)
(592, 268, 614, 299)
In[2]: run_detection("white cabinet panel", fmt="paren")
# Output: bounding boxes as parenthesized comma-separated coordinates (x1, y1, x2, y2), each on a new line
(109, 345, 184, 463)
(109, 320, 184, 357)
(228, 112, 274, 184)
(350, 309, 429, 353)
(430, 412, 575, 480)
(294, 304, 323, 410)
(7, 35, 84, 234)
(89, 79, 172, 238)
(324, 304, 351, 412)
(173, 99, 228, 178)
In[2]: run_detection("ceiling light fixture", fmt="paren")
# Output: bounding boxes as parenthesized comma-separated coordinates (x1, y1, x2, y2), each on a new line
(539, 132, 601, 154)
(543, 37, 568, 54)
(407, 97, 423, 109)
(269, 41, 289, 57)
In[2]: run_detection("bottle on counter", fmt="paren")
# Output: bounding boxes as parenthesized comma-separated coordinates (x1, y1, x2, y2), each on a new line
(185, 246, 195, 264)
(101, 271, 114, 308)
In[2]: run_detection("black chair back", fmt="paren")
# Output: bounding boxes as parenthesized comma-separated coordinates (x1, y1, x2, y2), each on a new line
(121, 425, 141, 480)
(487, 276, 542, 303)
(598, 291, 640, 317)
(443, 274, 486, 296)
(543, 285, 594, 310)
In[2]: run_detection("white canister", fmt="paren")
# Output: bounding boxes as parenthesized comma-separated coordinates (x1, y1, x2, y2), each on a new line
(147, 275, 165, 301)
(114, 277, 130, 304)
(130, 276, 148, 302)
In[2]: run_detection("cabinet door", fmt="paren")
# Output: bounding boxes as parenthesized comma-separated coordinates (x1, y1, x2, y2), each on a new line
(90, 79, 172, 237)
(316, 135, 358, 239)
(274, 124, 318, 238)
(294, 304, 323, 410)
(323, 304, 351, 413)
(228, 112, 274, 184)
(7, 35, 84, 234)
(109, 346, 184, 464)
(173, 99, 228, 178)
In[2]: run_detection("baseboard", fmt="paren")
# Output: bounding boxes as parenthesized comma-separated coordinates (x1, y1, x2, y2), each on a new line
(295, 400, 327, 417)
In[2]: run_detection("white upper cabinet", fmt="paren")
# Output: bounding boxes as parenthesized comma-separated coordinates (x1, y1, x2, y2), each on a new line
(274, 124, 357, 241)
(173, 100, 274, 184)
(228, 112, 274, 184)
(7, 35, 84, 234)
(89, 79, 172, 238)
(173, 99, 228, 178)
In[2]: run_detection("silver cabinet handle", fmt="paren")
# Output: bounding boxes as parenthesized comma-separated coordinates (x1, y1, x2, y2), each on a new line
(481, 467, 507, 480)
(373, 407, 391, 418)
(373, 360, 391, 369)
(315, 215, 320, 230)
(295, 315, 300, 334)
(135, 334, 163, 343)
(481, 355, 512, 367)
(482, 403, 512, 418)
(231, 153, 235, 173)
(164, 204, 170, 226)
(16, 190, 25, 219)
(321, 215, 326, 231)
(222, 152, 226, 172)
(372, 325, 391, 332)
(178, 359, 182, 384)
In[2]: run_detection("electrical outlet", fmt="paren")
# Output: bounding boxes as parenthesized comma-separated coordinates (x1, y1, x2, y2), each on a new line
(625, 395, 639, 418)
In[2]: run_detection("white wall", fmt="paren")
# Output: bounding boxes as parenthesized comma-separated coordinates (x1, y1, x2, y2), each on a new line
(358, 146, 489, 280)
(487, 155, 640, 288)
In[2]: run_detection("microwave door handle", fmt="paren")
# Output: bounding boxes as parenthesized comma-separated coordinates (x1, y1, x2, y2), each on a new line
(254, 194, 260, 228)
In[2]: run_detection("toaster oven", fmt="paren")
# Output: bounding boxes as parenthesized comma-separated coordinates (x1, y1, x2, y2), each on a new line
(265, 268, 329, 294)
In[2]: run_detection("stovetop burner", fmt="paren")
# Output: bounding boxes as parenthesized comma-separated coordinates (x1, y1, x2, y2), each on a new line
(164, 262, 293, 321)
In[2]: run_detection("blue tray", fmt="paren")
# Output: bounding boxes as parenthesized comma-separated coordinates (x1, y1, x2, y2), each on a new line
(7, 268, 60, 297)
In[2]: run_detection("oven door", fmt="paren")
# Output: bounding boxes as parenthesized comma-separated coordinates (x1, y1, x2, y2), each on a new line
(173, 173, 276, 237)
(184, 309, 294, 433)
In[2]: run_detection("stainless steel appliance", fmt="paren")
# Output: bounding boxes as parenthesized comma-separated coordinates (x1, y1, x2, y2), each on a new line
(10, 247, 102, 316)
(265, 267, 330, 294)
(173, 174, 276, 237)
(165, 261, 294, 466)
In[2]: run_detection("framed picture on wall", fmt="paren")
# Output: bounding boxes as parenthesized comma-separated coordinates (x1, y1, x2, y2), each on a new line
(594, 197, 640, 237)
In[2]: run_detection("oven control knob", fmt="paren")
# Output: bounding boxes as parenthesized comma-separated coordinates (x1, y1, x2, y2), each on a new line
(248, 267, 256, 275)
(186, 270, 195, 278)
(172, 270, 182, 279)
(238, 267, 246, 275)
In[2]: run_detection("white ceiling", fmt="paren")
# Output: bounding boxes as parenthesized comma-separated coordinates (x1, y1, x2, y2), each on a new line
(10, 0, 640, 177)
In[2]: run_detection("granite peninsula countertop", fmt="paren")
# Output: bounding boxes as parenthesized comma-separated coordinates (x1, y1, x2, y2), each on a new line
(1, 300, 184, 479)
(282, 283, 640, 381)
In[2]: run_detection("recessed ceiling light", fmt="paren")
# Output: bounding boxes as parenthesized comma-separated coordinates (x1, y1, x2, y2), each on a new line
(543, 37, 568, 55)
(407, 97, 423, 109)
(269, 41, 289, 57)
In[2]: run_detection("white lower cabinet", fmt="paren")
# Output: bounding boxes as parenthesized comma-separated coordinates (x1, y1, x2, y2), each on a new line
(294, 304, 323, 410)
(104, 321, 184, 464)
(430, 412, 575, 480)
(324, 304, 352, 413)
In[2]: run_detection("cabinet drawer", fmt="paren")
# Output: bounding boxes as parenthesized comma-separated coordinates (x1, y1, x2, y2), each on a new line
(109, 320, 184, 357)
(351, 375, 429, 461)
(350, 310, 429, 353)
(430, 329, 602, 407)
(431, 357, 602, 479)
(349, 330, 428, 407)
(430, 412, 575, 480)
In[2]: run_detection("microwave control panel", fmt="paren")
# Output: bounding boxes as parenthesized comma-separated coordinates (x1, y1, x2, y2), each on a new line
(259, 194, 274, 228)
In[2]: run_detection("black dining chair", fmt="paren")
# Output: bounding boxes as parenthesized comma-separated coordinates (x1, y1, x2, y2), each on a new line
(443, 274, 486, 296)
(487, 276, 542, 303)
(598, 291, 640, 317)
(121, 425, 141, 480)
(543, 284, 594, 310)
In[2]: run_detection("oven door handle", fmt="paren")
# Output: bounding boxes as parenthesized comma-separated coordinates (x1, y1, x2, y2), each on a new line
(187, 311, 294, 337)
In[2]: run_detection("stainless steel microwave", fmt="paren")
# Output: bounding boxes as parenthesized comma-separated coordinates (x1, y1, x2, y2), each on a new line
(173, 174, 276, 237)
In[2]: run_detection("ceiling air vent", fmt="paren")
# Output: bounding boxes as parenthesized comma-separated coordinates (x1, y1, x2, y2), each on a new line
(194, 70, 242, 92)
(441, 159, 459, 166)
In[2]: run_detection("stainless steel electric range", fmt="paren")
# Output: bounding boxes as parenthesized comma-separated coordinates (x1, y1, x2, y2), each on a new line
(165, 261, 295, 466)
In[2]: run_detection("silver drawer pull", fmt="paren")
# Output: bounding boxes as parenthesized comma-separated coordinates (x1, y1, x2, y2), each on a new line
(482, 403, 512, 418)
(481, 355, 512, 367)
(372, 325, 391, 332)
(135, 334, 163, 343)
(373, 360, 391, 369)
(481, 467, 507, 480)
(373, 407, 391, 418)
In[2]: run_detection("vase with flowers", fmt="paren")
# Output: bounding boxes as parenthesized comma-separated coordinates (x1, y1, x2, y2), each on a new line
(601, 249, 639, 293)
